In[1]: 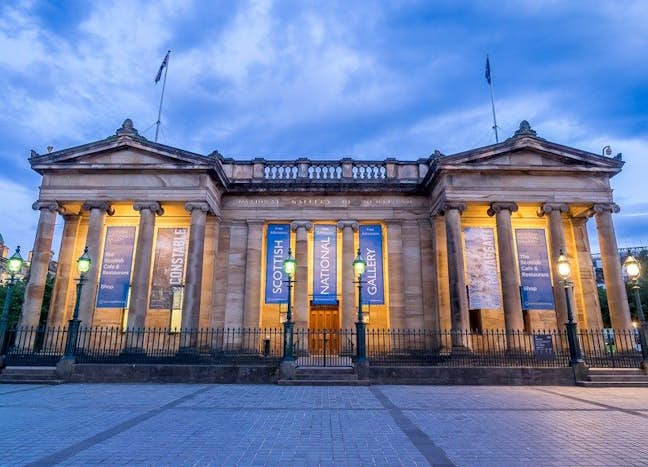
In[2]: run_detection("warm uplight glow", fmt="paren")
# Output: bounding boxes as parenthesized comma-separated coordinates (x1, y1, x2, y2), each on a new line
(623, 254, 641, 282)
(77, 246, 92, 275)
(633, 321, 639, 329)
(556, 249, 571, 280)
(283, 249, 296, 276)
(353, 249, 366, 277)
(6, 246, 23, 274)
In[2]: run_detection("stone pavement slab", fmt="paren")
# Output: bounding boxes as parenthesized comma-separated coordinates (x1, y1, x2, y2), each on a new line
(0, 383, 647, 466)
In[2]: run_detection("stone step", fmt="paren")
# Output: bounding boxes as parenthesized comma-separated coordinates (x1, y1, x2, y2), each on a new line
(588, 368, 644, 375)
(294, 374, 359, 381)
(0, 378, 64, 385)
(278, 379, 370, 386)
(576, 380, 648, 388)
(588, 375, 648, 382)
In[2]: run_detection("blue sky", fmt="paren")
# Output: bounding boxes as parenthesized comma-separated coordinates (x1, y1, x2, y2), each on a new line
(0, 0, 647, 256)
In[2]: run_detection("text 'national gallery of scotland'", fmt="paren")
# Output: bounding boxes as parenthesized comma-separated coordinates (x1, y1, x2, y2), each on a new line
(18, 118, 633, 344)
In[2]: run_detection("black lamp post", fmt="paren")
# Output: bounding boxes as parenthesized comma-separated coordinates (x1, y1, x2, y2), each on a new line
(0, 246, 24, 359)
(556, 249, 583, 365)
(623, 253, 648, 368)
(282, 248, 296, 362)
(63, 247, 91, 359)
(353, 248, 367, 363)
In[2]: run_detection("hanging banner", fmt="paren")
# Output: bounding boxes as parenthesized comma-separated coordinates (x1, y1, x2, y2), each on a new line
(463, 227, 502, 309)
(312, 224, 338, 304)
(265, 224, 290, 304)
(515, 228, 555, 310)
(359, 224, 385, 305)
(149, 228, 188, 309)
(96, 226, 136, 308)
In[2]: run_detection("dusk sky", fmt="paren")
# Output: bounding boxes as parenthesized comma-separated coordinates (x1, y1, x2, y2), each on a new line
(0, 0, 646, 256)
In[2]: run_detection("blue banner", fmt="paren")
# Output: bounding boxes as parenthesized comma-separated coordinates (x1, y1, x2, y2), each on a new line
(265, 224, 290, 304)
(312, 224, 338, 304)
(359, 224, 385, 305)
(515, 228, 555, 310)
(97, 226, 135, 308)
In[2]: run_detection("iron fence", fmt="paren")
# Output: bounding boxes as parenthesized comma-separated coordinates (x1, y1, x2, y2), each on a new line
(0, 325, 643, 369)
(366, 329, 573, 367)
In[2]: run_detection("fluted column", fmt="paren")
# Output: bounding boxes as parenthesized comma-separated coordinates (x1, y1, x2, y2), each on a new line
(243, 220, 264, 328)
(47, 214, 80, 327)
(19, 201, 60, 329)
(488, 202, 524, 333)
(442, 202, 469, 345)
(182, 202, 210, 331)
(78, 201, 114, 326)
(290, 221, 313, 329)
(572, 216, 603, 328)
(538, 202, 569, 328)
(337, 220, 359, 330)
(593, 203, 631, 329)
(127, 202, 163, 329)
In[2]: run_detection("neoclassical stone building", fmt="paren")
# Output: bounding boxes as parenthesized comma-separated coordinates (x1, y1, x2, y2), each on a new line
(20, 119, 632, 334)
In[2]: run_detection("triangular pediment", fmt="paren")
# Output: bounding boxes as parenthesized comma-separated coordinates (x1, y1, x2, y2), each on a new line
(440, 136, 623, 171)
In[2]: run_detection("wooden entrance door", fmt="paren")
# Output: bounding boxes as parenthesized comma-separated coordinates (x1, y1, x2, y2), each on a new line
(309, 306, 340, 354)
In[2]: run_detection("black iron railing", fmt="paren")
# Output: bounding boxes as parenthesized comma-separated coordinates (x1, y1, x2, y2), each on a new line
(0, 325, 643, 369)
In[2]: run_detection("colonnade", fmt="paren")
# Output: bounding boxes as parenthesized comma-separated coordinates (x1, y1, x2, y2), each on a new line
(18, 198, 632, 333)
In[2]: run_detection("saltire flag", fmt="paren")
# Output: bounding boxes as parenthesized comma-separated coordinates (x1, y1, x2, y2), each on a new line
(485, 55, 492, 85)
(155, 50, 170, 84)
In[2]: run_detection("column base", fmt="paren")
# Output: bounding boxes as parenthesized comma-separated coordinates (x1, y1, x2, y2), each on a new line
(279, 360, 297, 380)
(56, 356, 76, 381)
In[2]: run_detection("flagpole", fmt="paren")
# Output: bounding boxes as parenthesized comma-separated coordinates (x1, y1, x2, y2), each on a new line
(486, 54, 499, 143)
(155, 50, 170, 143)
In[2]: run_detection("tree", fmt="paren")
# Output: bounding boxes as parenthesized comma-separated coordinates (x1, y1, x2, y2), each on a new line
(0, 275, 55, 327)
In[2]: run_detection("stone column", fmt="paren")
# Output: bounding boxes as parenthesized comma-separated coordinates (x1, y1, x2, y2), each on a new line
(538, 203, 569, 328)
(442, 202, 469, 346)
(224, 222, 248, 329)
(488, 202, 524, 333)
(572, 217, 603, 328)
(386, 221, 405, 329)
(402, 220, 424, 328)
(420, 217, 440, 332)
(593, 203, 631, 329)
(337, 220, 359, 331)
(212, 223, 231, 329)
(127, 202, 163, 329)
(290, 221, 313, 329)
(243, 220, 264, 328)
(19, 201, 60, 329)
(78, 201, 114, 326)
(47, 214, 80, 327)
(182, 202, 210, 332)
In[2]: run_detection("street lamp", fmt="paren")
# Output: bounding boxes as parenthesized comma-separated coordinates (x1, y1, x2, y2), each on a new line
(556, 249, 583, 365)
(63, 247, 91, 359)
(282, 248, 296, 362)
(0, 246, 24, 362)
(623, 253, 648, 368)
(353, 248, 367, 363)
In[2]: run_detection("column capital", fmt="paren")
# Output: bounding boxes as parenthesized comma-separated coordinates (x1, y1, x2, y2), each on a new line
(290, 220, 313, 232)
(82, 200, 115, 216)
(32, 200, 61, 213)
(185, 201, 210, 213)
(537, 202, 569, 217)
(336, 220, 359, 232)
(133, 201, 164, 216)
(591, 203, 620, 216)
(436, 201, 466, 216)
(487, 202, 518, 217)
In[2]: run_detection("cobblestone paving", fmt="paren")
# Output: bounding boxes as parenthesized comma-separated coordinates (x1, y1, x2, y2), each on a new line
(1, 383, 647, 466)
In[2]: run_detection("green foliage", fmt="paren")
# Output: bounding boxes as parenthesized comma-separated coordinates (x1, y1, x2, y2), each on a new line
(598, 286, 610, 327)
(0, 275, 55, 326)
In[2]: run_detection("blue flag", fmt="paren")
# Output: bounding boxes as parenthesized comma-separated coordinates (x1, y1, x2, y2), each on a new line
(155, 50, 170, 84)
(485, 55, 491, 84)
(485, 56, 492, 85)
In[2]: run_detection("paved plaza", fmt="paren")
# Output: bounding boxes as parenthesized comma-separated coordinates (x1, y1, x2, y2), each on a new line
(1, 383, 647, 466)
